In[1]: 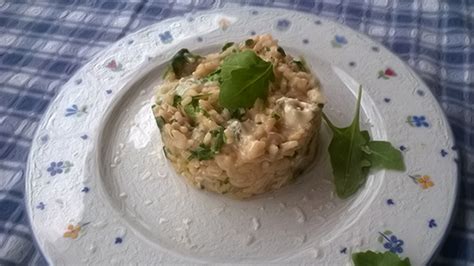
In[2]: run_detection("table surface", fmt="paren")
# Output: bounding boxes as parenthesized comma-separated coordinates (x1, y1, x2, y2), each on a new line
(0, 0, 472, 265)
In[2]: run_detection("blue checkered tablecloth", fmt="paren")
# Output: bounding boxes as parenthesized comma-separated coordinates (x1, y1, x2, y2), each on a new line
(0, 0, 472, 265)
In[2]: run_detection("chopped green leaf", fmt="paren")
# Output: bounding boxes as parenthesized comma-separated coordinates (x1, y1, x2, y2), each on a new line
(219, 50, 274, 110)
(173, 95, 182, 107)
(184, 97, 200, 120)
(277, 46, 286, 57)
(323, 86, 405, 199)
(170, 49, 201, 78)
(203, 69, 222, 83)
(183, 94, 213, 120)
(210, 127, 226, 152)
(184, 104, 196, 119)
(218, 178, 230, 185)
(230, 108, 245, 120)
(245, 39, 255, 47)
(271, 112, 281, 120)
(352, 251, 411, 266)
(201, 109, 210, 117)
(293, 57, 307, 72)
(222, 42, 235, 51)
(155, 116, 165, 130)
(189, 144, 214, 161)
(163, 147, 170, 159)
(189, 127, 226, 161)
(192, 93, 212, 99)
(363, 141, 406, 170)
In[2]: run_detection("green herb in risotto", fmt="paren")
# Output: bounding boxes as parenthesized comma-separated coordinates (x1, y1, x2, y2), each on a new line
(169, 48, 201, 78)
(221, 42, 235, 51)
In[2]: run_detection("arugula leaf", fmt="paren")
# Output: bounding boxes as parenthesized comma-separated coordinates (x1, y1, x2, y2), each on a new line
(323, 87, 368, 198)
(352, 251, 411, 266)
(323, 86, 405, 198)
(361, 130, 371, 142)
(218, 50, 274, 110)
(363, 141, 405, 170)
(170, 49, 201, 78)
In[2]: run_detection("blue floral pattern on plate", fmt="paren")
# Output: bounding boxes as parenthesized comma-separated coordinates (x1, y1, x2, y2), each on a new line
(65, 105, 87, 117)
(331, 35, 347, 47)
(407, 115, 429, 127)
(47, 161, 73, 176)
(441, 149, 448, 157)
(276, 19, 290, 31)
(159, 31, 173, 44)
(36, 202, 45, 210)
(378, 230, 404, 254)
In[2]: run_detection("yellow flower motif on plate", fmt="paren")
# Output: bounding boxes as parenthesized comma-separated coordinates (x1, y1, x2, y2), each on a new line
(417, 175, 434, 189)
(63, 224, 81, 239)
(409, 174, 435, 190)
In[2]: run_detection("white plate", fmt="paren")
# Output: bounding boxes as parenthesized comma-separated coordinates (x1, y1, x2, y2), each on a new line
(26, 5, 458, 265)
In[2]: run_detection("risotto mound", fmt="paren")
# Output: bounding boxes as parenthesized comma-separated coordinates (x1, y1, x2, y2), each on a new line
(152, 34, 325, 198)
